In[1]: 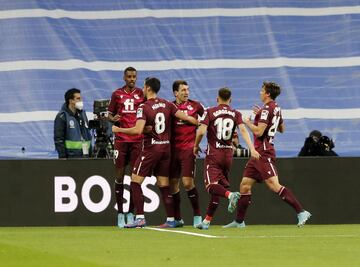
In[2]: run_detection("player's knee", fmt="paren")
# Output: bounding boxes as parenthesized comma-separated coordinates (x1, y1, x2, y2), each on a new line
(265, 178, 281, 192)
(131, 174, 144, 184)
(169, 178, 180, 192)
(183, 180, 195, 191)
(240, 183, 252, 194)
(157, 177, 170, 187)
(170, 184, 180, 194)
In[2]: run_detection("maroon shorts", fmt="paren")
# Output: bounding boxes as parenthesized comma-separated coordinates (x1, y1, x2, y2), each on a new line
(170, 148, 196, 179)
(203, 153, 233, 188)
(243, 154, 278, 182)
(133, 147, 171, 177)
(113, 141, 142, 169)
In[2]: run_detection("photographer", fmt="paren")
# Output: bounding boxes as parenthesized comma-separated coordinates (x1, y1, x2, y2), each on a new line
(318, 135, 338, 156)
(298, 130, 338, 157)
(54, 88, 92, 158)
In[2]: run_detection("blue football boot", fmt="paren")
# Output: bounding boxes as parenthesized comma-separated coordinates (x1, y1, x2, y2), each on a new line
(228, 192, 241, 213)
(117, 213, 125, 228)
(222, 220, 246, 228)
(297, 210, 311, 227)
(125, 218, 146, 228)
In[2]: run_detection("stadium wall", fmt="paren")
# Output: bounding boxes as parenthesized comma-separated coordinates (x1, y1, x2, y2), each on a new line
(0, 157, 359, 226)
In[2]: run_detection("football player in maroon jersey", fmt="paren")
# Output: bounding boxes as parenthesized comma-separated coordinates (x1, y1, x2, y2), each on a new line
(112, 77, 198, 228)
(223, 82, 311, 228)
(170, 80, 204, 227)
(193, 87, 259, 230)
(108, 67, 144, 228)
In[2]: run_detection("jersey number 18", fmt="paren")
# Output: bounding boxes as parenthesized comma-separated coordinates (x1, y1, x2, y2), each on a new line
(214, 118, 234, 140)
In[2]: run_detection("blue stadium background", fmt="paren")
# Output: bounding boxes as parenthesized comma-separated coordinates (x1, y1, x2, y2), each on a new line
(0, 1, 359, 158)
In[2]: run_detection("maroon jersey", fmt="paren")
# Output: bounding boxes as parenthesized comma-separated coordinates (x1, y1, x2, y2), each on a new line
(253, 100, 283, 153)
(136, 97, 178, 151)
(108, 86, 144, 142)
(171, 99, 204, 150)
(202, 104, 243, 157)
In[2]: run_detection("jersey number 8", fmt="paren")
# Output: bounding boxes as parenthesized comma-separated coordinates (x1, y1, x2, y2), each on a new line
(155, 113, 166, 134)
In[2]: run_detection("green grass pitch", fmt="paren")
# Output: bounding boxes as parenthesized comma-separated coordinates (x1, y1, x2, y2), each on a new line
(1, 225, 359, 267)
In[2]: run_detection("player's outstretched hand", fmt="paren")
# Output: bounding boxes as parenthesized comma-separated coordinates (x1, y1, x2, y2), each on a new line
(143, 125, 153, 133)
(112, 114, 121, 122)
(112, 125, 120, 133)
(252, 105, 261, 115)
(193, 146, 202, 157)
(250, 148, 261, 159)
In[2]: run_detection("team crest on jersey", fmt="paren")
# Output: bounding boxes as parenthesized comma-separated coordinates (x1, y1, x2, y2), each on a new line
(187, 105, 194, 111)
(69, 120, 75, 128)
(136, 108, 143, 118)
(260, 110, 269, 120)
(134, 94, 140, 100)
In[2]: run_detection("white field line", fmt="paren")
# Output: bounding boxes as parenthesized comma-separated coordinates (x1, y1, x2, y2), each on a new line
(145, 227, 226, 238)
(145, 227, 359, 239)
(225, 234, 360, 239)
(146, 228, 360, 239)
(1, 6, 360, 20)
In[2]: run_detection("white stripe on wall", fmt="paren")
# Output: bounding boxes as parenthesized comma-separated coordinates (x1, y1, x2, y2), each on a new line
(0, 6, 359, 20)
(1, 57, 360, 72)
(0, 109, 359, 123)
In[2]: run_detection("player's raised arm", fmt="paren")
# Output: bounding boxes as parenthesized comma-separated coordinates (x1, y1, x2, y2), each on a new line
(112, 119, 146, 135)
(238, 124, 260, 159)
(174, 110, 198, 125)
(193, 123, 207, 156)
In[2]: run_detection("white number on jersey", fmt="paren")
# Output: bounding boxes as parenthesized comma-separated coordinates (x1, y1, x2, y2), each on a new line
(155, 113, 166, 134)
(214, 117, 234, 140)
(268, 115, 281, 143)
(124, 98, 135, 111)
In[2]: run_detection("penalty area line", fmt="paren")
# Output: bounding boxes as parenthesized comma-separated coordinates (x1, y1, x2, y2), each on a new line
(145, 227, 226, 238)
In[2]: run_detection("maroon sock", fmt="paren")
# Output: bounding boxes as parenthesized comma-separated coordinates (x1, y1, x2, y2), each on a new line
(278, 187, 303, 213)
(128, 186, 134, 214)
(172, 191, 181, 220)
(206, 195, 220, 217)
(207, 184, 228, 198)
(236, 194, 251, 223)
(159, 186, 174, 217)
(130, 181, 144, 215)
(186, 187, 201, 216)
(115, 182, 124, 213)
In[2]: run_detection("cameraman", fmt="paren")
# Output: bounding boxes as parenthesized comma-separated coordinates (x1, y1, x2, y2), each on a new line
(318, 135, 338, 156)
(298, 130, 338, 156)
(54, 88, 92, 158)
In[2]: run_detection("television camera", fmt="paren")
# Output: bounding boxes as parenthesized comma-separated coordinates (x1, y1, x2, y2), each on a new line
(233, 144, 250, 157)
(88, 99, 114, 158)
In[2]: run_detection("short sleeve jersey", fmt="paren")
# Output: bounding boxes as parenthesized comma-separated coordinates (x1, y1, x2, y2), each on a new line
(171, 99, 204, 150)
(253, 100, 283, 152)
(136, 97, 178, 151)
(201, 104, 243, 157)
(108, 86, 144, 142)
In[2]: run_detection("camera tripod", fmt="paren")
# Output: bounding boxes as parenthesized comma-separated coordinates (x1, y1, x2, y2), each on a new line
(92, 132, 114, 159)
